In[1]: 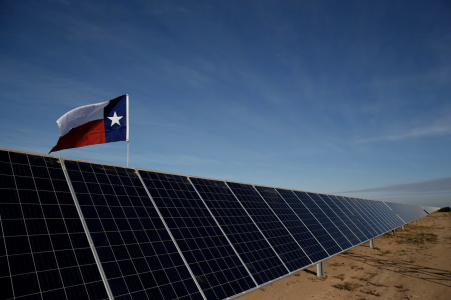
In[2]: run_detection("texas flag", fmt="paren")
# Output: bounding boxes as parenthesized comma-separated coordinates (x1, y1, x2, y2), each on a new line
(49, 95, 129, 153)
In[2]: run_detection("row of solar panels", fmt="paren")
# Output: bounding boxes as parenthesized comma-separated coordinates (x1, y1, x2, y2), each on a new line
(0, 149, 432, 300)
(421, 206, 441, 214)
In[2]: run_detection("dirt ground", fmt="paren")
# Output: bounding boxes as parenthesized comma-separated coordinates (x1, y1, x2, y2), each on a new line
(238, 212, 451, 300)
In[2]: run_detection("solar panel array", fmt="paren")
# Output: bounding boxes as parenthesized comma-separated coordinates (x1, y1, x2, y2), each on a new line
(0, 149, 430, 300)
(421, 206, 441, 214)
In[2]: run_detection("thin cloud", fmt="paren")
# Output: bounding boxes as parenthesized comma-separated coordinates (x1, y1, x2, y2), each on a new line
(354, 118, 451, 144)
(339, 177, 451, 193)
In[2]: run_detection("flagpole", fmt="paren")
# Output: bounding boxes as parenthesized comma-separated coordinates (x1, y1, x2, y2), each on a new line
(126, 94, 129, 167)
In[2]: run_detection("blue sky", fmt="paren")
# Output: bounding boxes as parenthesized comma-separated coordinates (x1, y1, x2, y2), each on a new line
(1, 0, 450, 207)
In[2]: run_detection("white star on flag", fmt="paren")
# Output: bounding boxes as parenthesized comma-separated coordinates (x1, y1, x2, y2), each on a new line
(108, 111, 123, 126)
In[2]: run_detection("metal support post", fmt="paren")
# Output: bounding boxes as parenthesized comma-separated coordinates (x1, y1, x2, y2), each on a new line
(370, 239, 375, 248)
(317, 261, 325, 277)
(391, 230, 395, 236)
(402, 225, 405, 230)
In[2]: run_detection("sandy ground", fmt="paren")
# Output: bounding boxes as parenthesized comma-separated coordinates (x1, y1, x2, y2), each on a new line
(237, 212, 451, 300)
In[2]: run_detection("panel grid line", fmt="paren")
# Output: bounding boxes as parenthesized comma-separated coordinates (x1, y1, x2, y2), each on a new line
(279, 189, 344, 253)
(352, 198, 385, 234)
(328, 195, 369, 241)
(189, 177, 288, 286)
(252, 186, 313, 264)
(338, 197, 378, 238)
(136, 170, 207, 300)
(274, 189, 331, 257)
(321, 194, 365, 243)
(7, 152, 44, 299)
(139, 171, 255, 300)
(187, 177, 259, 289)
(348, 197, 383, 235)
(307, 193, 358, 245)
(224, 182, 290, 274)
(296, 191, 353, 249)
(383, 201, 406, 224)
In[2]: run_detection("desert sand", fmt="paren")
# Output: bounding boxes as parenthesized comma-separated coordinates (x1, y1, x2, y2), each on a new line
(238, 212, 451, 300)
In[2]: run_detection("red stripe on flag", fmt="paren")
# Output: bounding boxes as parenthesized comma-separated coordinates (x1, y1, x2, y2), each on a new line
(49, 119, 106, 153)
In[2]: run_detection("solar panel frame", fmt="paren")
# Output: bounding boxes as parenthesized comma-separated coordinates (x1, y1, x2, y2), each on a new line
(226, 182, 311, 272)
(340, 197, 379, 238)
(292, 191, 353, 250)
(189, 177, 288, 286)
(275, 189, 343, 256)
(383, 202, 407, 224)
(309, 193, 361, 245)
(187, 177, 259, 289)
(385, 202, 413, 223)
(63, 160, 205, 300)
(253, 186, 329, 264)
(366, 199, 394, 232)
(357, 199, 390, 233)
(366, 199, 403, 230)
(138, 171, 255, 300)
(327, 195, 370, 241)
(333, 196, 377, 239)
(349, 198, 384, 235)
(368, 200, 402, 230)
(0, 147, 436, 300)
(0, 150, 110, 300)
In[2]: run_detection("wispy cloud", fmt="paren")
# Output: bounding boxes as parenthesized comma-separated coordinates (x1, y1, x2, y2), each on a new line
(354, 117, 451, 144)
(338, 177, 451, 193)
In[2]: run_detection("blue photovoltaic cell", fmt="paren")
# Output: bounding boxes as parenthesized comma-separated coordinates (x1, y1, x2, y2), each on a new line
(139, 171, 255, 300)
(366, 200, 395, 231)
(189, 178, 287, 285)
(226, 182, 310, 272)
(318, 194, 365, 243)
(357, 199, 387, 234)
(254, 186, 329, 263)
(373, 200, 404, 228)
(1, 148, 434, 300)
(0, 150, 108, 300)
(362, 199, 391, 232)
(338, 197, 378, 238)
(349, 198, 384, 235)
(329, 196, 372, 241)
(292, 191, 352, 250)
(368, 201, 397, 229)
(64, 160, 203, 300)
(307, 193, 360, 246)
(276, 189, 342, 256)
(384, 202, 415, 224)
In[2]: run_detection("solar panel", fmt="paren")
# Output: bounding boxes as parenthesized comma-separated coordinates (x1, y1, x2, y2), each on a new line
(383, 200, 407, 227)
(422, 206, 440, 214)
(138, 171, 255, 300)
(63, 160, 204, 300)
(368, 200, 401, 230)
(226, 182, 310, 272)
(349, 198, 383, 235)
(327, 195, 369, 241)
(0, 150, 109, 300)
(359, 199, 391, 233)
(276, 189, 342, 256)
(292, 191, 352, 250)
(333, 196, 376, 239)
(254, 186, 329, 263)
(189, 177, 287, 285)
(1, 148, 435, 300)
(387, 202, 427, 223)
(339, 197, 379, 238)
(307, 193, 360, 245)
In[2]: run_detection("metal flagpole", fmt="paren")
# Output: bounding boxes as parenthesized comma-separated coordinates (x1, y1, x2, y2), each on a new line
(126, 94, 129, 167)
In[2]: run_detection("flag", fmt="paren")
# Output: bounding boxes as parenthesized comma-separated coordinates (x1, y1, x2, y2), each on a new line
(49, 94, 128, 153)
